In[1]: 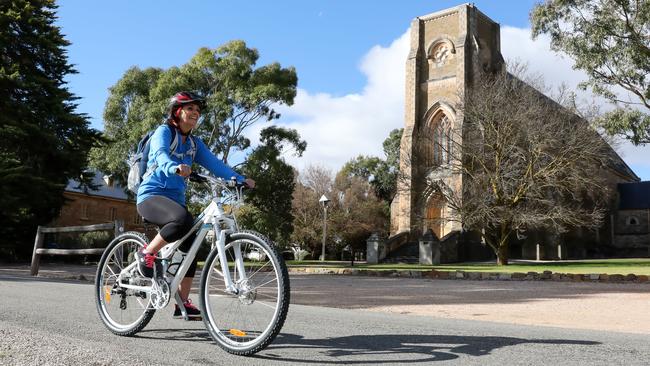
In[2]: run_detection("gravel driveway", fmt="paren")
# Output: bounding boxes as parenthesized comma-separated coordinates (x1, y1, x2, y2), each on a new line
(288, 274, 650, 334)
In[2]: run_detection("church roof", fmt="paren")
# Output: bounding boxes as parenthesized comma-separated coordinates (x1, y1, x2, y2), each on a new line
(618, 181, 650, 210)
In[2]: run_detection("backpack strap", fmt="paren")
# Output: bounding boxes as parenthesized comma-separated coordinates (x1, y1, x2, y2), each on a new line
(168, 127, 197, 162)
(169, 127, 180, 154)
(187, 135, 197, 161)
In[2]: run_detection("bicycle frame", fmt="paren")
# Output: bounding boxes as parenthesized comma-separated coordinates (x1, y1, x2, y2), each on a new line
(115, 175, 246, 311)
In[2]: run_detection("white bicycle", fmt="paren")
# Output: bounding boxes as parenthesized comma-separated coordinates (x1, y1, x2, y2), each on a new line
(94, 173, 290, 355)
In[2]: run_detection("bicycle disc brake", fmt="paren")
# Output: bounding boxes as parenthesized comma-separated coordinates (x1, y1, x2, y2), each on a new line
(237, 279, 257, 305)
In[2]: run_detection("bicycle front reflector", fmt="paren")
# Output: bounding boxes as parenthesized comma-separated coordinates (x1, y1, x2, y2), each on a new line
(104, 286, 111, 303)
(229, 329, 247, 337)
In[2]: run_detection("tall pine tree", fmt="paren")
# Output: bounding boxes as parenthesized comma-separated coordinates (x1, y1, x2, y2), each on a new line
(0, 0, 101, 260)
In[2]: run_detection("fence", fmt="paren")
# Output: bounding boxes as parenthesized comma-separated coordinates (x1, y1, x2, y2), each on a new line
(30, 220, 124, 276)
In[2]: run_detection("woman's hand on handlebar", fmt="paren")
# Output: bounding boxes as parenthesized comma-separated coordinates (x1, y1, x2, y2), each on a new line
(176, 164, 192, 177)
(244, 178, 256, 189)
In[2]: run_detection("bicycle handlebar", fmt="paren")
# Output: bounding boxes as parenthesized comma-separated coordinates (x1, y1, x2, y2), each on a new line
(188, 172, 250, 207)
(188, 172, 208, 184)
(189, 172, 248, 188)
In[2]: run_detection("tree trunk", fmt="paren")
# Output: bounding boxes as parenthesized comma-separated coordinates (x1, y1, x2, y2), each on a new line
(483, 229, 511, 265)
(496, 242, 509, 265)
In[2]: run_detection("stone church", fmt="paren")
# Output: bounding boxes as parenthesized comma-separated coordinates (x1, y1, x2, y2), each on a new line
(384, 4, 647, 263)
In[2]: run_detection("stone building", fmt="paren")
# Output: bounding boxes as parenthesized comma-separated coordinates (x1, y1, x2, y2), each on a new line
(613, 181, 650, 257)
(50, 171, 143, 233)
(387, 4, 643, 262)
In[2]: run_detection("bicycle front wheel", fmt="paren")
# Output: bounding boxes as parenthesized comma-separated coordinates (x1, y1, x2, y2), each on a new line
(200, 230, 290, 355)
(95, 232, 155, 336)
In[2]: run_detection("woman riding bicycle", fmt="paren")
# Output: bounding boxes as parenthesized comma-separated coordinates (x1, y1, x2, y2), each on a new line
(135, 91, 255, 320)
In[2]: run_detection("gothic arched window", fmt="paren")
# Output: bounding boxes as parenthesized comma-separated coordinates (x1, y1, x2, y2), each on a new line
(426, 113, 452, 168)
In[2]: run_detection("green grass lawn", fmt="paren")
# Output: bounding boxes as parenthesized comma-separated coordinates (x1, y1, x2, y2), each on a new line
(285, 258, 650, 275)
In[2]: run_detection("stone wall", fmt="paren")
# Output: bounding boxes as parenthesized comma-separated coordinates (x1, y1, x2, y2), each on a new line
(51, 191, 143, 232)
(615, 209, 649, 235)
(612, 209, 650, 255)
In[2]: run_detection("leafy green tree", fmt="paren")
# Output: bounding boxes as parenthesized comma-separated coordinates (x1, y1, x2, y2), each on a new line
(339, 128, 403, 203)
(90, 40, 298, 186)
(531, 0, 650, 144)
(0, 0, 101, 260)
(238, 126, 306, 245)
(383, 128, 402, 170)
(89, 66, 163, 180)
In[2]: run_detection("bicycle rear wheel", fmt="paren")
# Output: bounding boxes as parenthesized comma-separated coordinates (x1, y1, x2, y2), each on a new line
(95, 232, 155, 336)
(200, 230, 290, 355)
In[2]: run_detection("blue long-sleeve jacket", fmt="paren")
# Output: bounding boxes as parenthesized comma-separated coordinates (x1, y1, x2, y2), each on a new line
(136, 124, 245, 206)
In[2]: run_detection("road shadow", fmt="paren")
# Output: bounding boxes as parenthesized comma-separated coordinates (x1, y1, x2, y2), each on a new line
(136, 328, 211, 343)
(256, 333, 600, 364)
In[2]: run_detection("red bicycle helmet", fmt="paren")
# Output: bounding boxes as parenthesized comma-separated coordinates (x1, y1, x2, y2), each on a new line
(167, 91, 206, 120)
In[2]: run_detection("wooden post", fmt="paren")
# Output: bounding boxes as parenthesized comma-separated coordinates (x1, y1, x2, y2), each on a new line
(114, 219, 124, 238)
(30, 226, 44, 276)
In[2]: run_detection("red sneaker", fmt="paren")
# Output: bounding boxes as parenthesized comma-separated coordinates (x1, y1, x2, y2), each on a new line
(173, 299, 201, 320)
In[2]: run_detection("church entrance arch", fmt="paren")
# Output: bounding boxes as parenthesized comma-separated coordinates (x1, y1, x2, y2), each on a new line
(424, 192, 445, 239)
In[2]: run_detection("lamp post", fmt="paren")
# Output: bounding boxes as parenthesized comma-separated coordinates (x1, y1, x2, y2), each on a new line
(319, 194, 330, 261)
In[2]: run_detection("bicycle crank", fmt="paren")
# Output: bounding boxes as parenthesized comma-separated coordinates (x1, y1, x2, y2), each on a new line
(149, 277, 171, 309)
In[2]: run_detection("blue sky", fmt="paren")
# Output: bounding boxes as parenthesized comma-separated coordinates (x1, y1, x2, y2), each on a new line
(56, 0, 649, 180)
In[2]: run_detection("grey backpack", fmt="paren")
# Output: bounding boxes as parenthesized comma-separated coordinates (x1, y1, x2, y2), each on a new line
(126, 126, 196, 194)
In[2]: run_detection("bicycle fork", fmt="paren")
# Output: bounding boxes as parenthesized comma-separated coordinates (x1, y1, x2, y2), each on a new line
(212, 217, 247, 295)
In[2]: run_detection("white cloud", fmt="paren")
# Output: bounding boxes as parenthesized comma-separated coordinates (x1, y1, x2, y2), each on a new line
(264, 30, 409, 172)
(255, 25, 649, 180)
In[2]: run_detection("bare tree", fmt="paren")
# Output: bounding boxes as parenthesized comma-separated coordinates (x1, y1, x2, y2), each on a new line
(330, 173, 389, 264)
(290, 165, 333, 258)
(302, 165, 334, 198)
(400, 66, 616, 265)
(291, 164, 388, 262)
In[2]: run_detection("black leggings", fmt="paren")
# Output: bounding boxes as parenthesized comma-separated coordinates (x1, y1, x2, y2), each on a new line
(137, 195, 197, 278)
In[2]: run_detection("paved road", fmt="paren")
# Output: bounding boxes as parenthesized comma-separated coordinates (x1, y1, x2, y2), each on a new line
(1, 274, 649, 365)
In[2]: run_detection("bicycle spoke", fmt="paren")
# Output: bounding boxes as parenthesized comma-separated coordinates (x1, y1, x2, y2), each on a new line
(104, 273, 119, 283)
(210, 267, 224, 278)
(106, 264, 119, 278)
(252, 299, 277, 310)
(246, 260, 272, 279)
(254, 291, 279, 301)
(250, 277, 278, 291)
